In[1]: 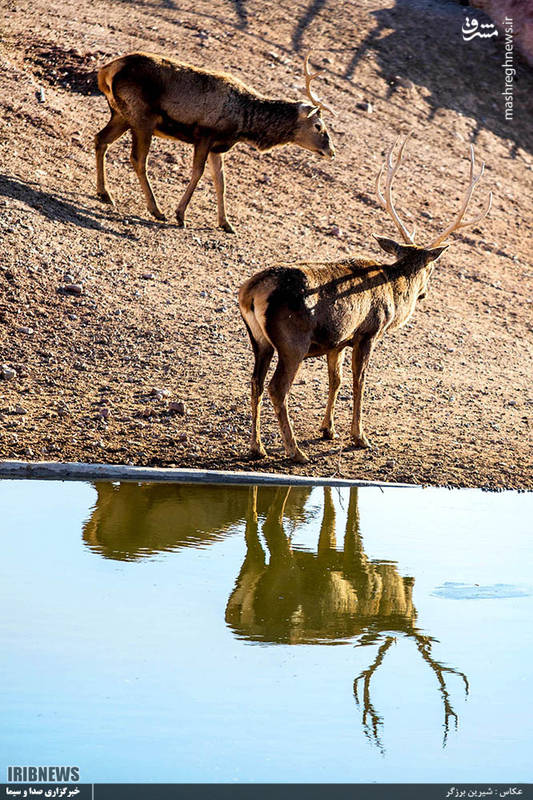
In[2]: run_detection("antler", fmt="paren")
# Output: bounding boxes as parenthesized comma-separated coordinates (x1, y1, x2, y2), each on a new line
(413, 633, 469, 748)
(375, 133, 416, 245)
(353, 636, 395, 754)
(303, 51, 336, 116)
(426, 145, 493, 248)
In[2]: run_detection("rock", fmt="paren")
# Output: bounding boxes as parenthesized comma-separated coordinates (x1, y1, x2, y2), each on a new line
(394, 75, 414, 90)
(1, 365, 16, 381)
(14, 405, 28, 415)
(151, 387, 170, 400)
(327, 224, 342, 238)
(141, 272, 155, 280)
(61, 283, 83, 296)
(357, 101, 373, 113)
(169, 400, 186, 415)
(98, 407, 110, 419)
(18, 326, 34, 335)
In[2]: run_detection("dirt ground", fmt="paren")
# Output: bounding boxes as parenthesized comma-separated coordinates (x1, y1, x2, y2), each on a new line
(0, 0, 532, 489)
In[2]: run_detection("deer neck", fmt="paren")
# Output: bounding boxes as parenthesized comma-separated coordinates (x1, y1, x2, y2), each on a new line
(388, 258, 433, 329)
(242, 97, 300, 150)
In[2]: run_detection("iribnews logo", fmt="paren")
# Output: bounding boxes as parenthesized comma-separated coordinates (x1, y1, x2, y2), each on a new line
(7, 767, 80, 782)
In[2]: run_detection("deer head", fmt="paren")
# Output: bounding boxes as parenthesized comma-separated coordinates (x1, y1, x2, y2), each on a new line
(294, 52, 336, 159)
(374, 132, 492, 262)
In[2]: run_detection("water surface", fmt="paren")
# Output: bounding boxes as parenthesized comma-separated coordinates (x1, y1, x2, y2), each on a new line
(1, 480, 531, 782)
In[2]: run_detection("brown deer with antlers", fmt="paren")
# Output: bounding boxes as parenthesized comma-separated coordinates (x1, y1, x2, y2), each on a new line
(239, 135, 492, 462)
(95, 52, 335, 231)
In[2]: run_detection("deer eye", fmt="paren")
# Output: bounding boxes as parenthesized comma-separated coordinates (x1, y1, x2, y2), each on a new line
(314, 122, 322, 131)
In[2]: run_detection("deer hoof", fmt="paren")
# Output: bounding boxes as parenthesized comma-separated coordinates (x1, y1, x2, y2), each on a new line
(151, 209, 167, 222)
(320, 427, 337, 440)
(175, 211, 185, 227)
(351, 434, 371, 449)
(291, 448, 309, 464)
(97, 191, 114, 206)
(249, 446, 267, 460)
(219, 220, 236, 234)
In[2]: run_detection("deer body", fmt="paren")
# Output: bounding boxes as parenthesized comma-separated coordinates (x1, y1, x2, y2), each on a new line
(240, 244, 443, 462)
(240, 136, 491, 463)
(95, 52, 335, 230)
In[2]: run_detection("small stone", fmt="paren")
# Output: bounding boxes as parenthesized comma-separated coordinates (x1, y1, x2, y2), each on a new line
(1, 365, 16, 381)
(357, 101, 373, 113)
(14, 404, 28, 415)
(18, 326, 34, 335)
(62, 283, 83, 296)
(68, 313, 78, 321)
(98, 407, 110, 419)
(169, 401, 186, 415)
(141, 272, 155, 280)
(151, 387, 170, 400)
(394, 75, 414, 90)
(327, 224, 342, 238)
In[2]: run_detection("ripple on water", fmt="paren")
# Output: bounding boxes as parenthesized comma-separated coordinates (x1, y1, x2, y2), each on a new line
(432, 582, 531, 600)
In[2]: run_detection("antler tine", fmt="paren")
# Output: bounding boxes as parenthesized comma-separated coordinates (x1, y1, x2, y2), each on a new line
(427, 145, 492, 248)
(375, 134, 416, 245)
(303, 51, 336, 116)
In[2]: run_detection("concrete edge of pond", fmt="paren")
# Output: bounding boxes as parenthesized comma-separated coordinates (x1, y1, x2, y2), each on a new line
(0, 460, 414, 488)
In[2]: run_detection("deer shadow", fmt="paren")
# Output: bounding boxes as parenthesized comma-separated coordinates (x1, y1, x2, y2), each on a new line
(0, 173, 138, 239)
(0, 173, 187, 237)
(343, 0, 533, 157)
(226, 485, 469, 752)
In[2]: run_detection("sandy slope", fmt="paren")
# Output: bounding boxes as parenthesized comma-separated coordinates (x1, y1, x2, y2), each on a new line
(0, 0, 532, 488)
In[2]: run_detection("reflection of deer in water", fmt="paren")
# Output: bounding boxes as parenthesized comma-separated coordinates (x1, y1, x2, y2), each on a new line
(82, 481, 312, 561)
(225, 486, 468, 752)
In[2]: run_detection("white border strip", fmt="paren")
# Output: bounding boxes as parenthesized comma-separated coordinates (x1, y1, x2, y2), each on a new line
(0, 460, 413, 488)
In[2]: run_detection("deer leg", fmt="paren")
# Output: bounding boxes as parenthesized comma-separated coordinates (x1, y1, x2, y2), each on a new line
(208, 152, 234, 233)
(350, 335, 377, 448)
(95, 111, 130, 205)
(268, 351, 308, 464)
(320, 349, 344, 439)
(250, 340, 275, 459)
(176, 139, 211, 227)
(130, 126, 166, 220)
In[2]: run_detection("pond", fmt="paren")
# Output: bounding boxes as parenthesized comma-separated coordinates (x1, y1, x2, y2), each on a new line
(1, 479, 532, 783)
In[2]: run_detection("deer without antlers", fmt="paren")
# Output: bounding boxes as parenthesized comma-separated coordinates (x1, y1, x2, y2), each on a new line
(94, 51, 335, 232)
(239, 135, 492, 463)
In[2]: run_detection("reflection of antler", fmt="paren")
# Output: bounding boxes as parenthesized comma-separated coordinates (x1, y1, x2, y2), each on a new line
(413, 633, 469, 747)
(353, 636, 395, 754)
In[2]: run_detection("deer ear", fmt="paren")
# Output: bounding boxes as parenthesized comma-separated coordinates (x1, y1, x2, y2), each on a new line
(298, 102, 316, 118)
(428, 245, 449, 261)
(373, 235, 403, 256)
